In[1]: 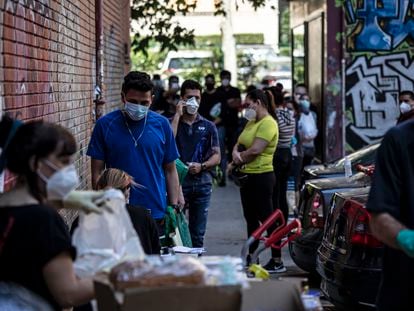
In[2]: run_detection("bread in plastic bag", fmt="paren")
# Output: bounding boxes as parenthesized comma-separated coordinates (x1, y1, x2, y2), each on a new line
(109, 256, 207, 290)
(72, 189, 145, 277)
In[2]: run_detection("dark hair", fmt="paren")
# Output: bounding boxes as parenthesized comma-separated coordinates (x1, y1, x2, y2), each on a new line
(246, 89, 277, 120)
(180, 79, 202, 97)
(220, 70, 231, 79)
(245, 84, 257, 93)
(295, 82, 307, 90)
(268, 86, 284, 106)
(1, 118, 77, 202)
(168, 75, 179, 83)
(153, 74, 161, 80)
(204, 74, 215, 81)
(122, 71, 153, 95)
(400, 90, 414, 99)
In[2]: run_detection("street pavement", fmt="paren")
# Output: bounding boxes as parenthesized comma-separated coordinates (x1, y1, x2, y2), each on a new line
(204, 180, 301, 271)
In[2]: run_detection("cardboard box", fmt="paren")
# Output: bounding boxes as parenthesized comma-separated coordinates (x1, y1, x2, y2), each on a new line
(94, 274, 241, 311)
(242, 279, 305, 311)
(94, 275, 305, 311)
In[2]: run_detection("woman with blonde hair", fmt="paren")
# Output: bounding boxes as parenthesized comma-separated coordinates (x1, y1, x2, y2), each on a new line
(95, 168, 161, 255)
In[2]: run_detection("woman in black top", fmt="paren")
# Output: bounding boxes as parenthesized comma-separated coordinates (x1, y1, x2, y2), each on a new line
(0, 117, 103, 310)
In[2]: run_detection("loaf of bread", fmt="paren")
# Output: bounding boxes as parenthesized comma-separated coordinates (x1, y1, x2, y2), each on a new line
(109, 257, 206, 290)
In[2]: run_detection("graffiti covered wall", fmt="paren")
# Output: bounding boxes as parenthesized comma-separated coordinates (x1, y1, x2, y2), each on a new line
(344, 0, 414, 150)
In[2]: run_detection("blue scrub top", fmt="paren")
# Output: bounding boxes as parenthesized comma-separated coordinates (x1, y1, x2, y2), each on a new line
(87, 110, 179, 219)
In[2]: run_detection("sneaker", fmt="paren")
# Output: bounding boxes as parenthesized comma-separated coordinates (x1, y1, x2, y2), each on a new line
(245, 254, 259, 269)
(263, 259, 287, 273)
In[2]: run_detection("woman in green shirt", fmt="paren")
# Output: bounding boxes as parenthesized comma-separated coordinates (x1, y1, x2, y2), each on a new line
(232, 89, 285, 273)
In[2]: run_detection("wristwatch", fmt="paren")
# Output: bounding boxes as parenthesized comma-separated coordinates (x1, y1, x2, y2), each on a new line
(201, 163, 207, 171)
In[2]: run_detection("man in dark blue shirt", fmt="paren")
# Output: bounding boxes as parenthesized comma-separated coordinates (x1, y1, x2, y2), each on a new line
(171, 80, 220, 247)
(87, 71, 180, 223)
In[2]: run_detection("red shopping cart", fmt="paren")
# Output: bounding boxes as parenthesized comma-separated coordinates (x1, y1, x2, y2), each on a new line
(241, 210, 301, 279)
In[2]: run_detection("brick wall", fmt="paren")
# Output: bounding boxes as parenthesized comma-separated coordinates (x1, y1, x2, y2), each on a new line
(0, 0, 130, 222)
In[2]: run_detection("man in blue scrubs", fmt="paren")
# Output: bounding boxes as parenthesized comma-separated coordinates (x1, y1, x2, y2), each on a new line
(87, 71, 180, 230)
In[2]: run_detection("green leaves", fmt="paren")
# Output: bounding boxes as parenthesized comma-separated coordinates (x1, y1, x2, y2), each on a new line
(131, 0, 270, 56)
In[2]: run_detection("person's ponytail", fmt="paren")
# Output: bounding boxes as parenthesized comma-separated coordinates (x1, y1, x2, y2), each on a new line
(264, 89, 278, 121)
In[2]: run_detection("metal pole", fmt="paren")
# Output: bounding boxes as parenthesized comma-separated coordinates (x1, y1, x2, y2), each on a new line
(341, 58, 346, 157)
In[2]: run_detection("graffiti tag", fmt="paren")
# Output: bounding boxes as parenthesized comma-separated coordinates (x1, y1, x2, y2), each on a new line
(345, 52, 413, 147)
(346, 0, 414, 51)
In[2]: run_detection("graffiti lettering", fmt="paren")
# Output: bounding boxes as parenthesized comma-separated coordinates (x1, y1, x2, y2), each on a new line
(345, 52, 413, 149)
(346, 0, 414, 51)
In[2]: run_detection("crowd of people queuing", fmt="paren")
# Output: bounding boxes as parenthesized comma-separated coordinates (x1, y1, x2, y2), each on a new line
(0, 69, 321, 310)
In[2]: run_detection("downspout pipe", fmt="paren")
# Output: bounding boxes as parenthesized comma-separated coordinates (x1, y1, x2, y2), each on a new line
(94, 0, 105, 121)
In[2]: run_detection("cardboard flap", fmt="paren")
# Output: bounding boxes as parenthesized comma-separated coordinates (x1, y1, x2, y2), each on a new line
(242, 280, 305, 311)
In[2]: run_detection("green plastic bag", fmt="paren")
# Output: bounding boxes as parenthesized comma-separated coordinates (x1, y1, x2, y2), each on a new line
(161, 206, 192, 248)
(176, 209, 192, 247)
(176, 159, 189, 184)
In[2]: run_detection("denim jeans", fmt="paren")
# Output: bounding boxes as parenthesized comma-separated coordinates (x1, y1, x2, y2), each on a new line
(182, 182, 212, 247)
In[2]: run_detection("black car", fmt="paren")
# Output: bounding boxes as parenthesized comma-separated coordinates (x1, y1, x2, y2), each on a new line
(303, 143, 380, 180)
(289, 173, 372, 274)
(317, 188, 383, 310)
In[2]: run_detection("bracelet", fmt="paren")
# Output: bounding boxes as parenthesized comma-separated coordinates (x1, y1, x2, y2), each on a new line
(201, 163, 207, 171)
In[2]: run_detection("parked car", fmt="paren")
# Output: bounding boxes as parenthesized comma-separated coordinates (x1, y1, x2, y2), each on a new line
(159, 50, 216, 82)
(317, 188, 383, 310)
(303, 143, 380, 180)
(289, 172, 372, 274)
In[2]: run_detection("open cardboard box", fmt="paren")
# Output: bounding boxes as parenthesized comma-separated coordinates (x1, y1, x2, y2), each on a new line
(94, 274, 305, 311)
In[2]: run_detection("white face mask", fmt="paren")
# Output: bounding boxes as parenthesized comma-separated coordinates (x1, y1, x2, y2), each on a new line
(124, 102, 149, 121)
(400, 102, 412, 114)
(222, 79, 230, 87)
(185, 97, 199, 115)
(243, 108, 257, 121)
(38, 160, 79, 200)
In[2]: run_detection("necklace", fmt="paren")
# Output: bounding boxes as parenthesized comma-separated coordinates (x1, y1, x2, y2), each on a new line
(123, 113, 147, 147)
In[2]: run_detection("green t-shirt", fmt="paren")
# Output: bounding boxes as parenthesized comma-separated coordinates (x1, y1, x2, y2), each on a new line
(238, 115, 278, 174)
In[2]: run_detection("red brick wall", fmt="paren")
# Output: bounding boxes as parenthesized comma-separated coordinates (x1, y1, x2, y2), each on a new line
(0, 0, 131, 192)
(0, 0, 130, 224)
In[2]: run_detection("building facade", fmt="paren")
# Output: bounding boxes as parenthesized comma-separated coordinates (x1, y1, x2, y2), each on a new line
(290, 0, 414, 161)
(0, 0, 131, 196)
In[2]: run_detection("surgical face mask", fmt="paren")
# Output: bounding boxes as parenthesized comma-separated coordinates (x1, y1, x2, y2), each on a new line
(170, 82, 179, 90)
(243, 108, 257, 121)
(400, 102, 412, 114)
(300, 100, 310, 113)
(185, 97, 199, 115)
(221, 79, 230, 87)
(124, 102, 149, 121)
(38, 160, 79, 200)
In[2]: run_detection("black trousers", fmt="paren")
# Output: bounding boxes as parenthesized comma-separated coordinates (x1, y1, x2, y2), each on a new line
(240, 171, 278, 258)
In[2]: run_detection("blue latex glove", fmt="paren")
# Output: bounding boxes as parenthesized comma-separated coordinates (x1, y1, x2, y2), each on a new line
(396, 229, 414, 257)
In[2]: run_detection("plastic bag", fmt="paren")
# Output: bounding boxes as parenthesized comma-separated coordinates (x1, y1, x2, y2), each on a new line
(0, 282, 53, 311)
(298, 113, 318, 140)
(72, 189, 145, 277)
(162, 206, 192, 248)
(175, 159, 189, 184)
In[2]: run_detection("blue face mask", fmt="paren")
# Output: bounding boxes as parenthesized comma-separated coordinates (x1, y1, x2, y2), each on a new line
(124, 102, 149, 121)
(300, 99, 310, 111)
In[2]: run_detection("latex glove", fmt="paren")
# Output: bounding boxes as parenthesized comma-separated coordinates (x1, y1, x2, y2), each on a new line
(397, 229, 414, 257)
(63, 190, 111, 214)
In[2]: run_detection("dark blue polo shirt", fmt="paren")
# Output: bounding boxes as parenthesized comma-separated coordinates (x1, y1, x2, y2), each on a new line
(175, 114, 219, 186)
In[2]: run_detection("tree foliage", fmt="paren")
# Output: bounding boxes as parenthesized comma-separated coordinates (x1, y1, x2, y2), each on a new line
(131, 0, 270, 56)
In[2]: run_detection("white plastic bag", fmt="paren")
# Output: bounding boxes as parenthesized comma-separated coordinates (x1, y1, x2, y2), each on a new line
(298, 113, 318, 141)
(72, 189, 145, 277)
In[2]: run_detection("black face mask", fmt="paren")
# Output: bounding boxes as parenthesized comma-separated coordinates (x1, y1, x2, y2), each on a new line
(206, 83, 215, 91)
